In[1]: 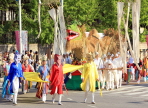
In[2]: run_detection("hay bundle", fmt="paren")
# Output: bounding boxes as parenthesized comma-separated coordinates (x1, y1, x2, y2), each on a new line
(72, 47, 83, 60)
(88, 29, 100, 39)
(101, 28, 123, 55)
(66, 40, 83, 52)
(103, 28, 121, 41)
(85, 29, 100, 53)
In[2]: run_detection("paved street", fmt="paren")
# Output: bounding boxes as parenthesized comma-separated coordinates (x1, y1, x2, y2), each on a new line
(0, 82, 148, 108)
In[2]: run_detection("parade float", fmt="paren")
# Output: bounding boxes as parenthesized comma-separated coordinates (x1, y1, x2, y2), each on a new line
(65, 23, 124, 90)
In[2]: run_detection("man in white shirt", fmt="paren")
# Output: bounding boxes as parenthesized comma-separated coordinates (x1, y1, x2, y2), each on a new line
(94, 52, 104, 89)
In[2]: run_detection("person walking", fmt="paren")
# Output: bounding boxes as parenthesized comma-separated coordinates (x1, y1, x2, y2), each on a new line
(7, 51, 24, 105)
(50, 54, 64, 105)
(81, 53, 99, 104)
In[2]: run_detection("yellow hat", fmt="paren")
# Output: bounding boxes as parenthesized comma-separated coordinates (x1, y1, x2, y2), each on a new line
(23, 55, 29, 61)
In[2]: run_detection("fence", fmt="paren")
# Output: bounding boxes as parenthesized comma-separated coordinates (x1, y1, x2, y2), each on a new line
(0, 32, 38, 44)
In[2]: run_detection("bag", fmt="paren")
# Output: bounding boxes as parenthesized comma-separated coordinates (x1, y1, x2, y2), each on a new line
(36, 82, 43, 99)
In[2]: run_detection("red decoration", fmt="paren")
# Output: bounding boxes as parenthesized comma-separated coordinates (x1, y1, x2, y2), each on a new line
(66, 29, 79, 41)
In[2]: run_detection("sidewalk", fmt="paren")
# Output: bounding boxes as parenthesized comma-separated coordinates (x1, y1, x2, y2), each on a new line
(122, 77, 148, 85)
(0, 77, 3, 83)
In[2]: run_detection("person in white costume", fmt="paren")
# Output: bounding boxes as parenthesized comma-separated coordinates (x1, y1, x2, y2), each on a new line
(114, 52, 123, 88)
(94, 52, 104, 89)
(102, 54, 108, 89)
(104, 53, 114, 90)
(112, 54, 120, 89)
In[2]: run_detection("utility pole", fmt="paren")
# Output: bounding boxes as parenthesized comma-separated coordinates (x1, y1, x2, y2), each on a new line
(18, 0, 22, 54)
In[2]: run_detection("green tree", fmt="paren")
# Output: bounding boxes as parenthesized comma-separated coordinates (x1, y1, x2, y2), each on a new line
(21, 0, 54, 44)
(139, 0, 148, 42)
(0, 0, 55, 44)
(0, 0, 148, 44)
(96, 0, 118, 32)
(64, 0, 99, 30)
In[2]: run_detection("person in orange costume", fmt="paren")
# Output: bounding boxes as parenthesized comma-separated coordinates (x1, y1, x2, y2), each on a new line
(50, 54, 64, 105)
(22, 55, 34, 94)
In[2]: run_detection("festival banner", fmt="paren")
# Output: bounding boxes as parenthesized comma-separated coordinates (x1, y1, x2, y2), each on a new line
(15, 31, 20, 52)
(15, 30, 28, 54)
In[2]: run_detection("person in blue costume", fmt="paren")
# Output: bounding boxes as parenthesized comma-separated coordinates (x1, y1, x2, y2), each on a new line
(2, 53, 14, 101)
(7, 51, 24, 105)
(37, 55, 50, 103)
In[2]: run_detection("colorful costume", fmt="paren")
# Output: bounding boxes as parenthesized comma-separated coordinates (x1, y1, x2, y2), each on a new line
(81, 53, 99, 104)
(143, 57, 148, 82)
(2, 53, 14, 101)
(127, 56, 134, 84)
(37, 55, 49, 103)
(7, 51, 23, 105)
(50, 54, 64, 105)
(22, 55, 34, 94)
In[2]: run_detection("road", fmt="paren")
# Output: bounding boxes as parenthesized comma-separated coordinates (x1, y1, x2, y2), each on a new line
(0, 82, 148, 108)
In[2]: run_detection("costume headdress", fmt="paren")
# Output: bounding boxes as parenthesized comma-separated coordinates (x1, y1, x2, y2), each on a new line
(86, 52, 93, 62)
(9, 53, 14, 60)
(111, 54, 114, 58)
(95, 52, 99, 56)
(23, 55, 29, 61)
(14, 51, 21, 63)
(102, 54, 107, 58)
(107, 52, 111, 56)
(42, 55, 47, 61)
(115, 53, 118, 57)
(54, 54, 61, 65)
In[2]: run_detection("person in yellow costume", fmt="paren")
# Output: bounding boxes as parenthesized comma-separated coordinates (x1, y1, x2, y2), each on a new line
(81, 53, 99, 104)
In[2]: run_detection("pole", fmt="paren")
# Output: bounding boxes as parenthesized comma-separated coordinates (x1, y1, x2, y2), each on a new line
(61, 0, 63, 9)
(19, 0, 22, 54)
